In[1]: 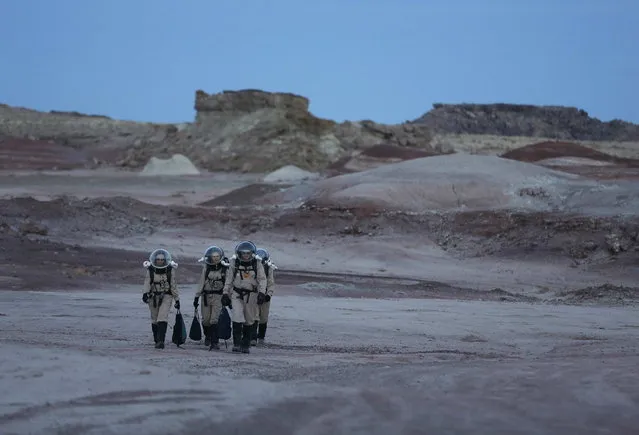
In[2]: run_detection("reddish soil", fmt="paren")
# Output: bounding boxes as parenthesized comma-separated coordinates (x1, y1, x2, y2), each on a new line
(1, 229, 567, 304)
(543, 165, 639, 180)
(324, 156, 354, 175)
(1, 238, 144, 291)
(0, 137, 91, 170)
(3, 194, 638, 269)
(501, 141, 639, 165)
(1, 193, 638, 304)
(0, 231, 502, 301)
(500, 141, 639, 180)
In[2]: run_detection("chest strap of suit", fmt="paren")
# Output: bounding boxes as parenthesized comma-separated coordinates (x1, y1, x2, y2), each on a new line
(151, 281, 171, 293)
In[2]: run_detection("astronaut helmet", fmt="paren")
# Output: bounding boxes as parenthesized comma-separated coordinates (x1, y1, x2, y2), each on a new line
(203, 245, 224, 266)
(149, 248, 172, 269)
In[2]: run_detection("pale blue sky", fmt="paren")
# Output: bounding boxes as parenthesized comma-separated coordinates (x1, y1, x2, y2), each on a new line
(1, 0, 637, 124)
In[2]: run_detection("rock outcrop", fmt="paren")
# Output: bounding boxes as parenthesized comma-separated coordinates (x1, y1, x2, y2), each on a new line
(0, 103, 162, 149)
(119, 89, 435, 172)
(414, 103, 639, 141)
(194, 89, 310, 115)
(2, 93, 637, 173)
(0, 136, 91, 170)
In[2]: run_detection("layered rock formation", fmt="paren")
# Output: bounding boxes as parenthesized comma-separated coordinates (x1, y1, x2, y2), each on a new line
(0, 103, 161, 149)
(194, 89, 310, 115)
(119, 89, 435, 172)
(1, 92, 638, 173)
(414, 103, 639, 141)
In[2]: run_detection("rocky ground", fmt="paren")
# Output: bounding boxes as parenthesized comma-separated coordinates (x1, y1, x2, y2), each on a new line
(1, 93, 639, 433)
(0, 162, 638, 434)
(3, 90, 639, 174)
(2, 290, 638, 434)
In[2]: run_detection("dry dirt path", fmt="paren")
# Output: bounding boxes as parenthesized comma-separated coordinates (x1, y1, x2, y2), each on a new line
(1, 288, 638, 434)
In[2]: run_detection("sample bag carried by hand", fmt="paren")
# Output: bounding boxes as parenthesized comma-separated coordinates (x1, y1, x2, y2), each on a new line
(217, 307, 232, 341)
(189, 309, 202, 341)
(172, 310, 187, 347)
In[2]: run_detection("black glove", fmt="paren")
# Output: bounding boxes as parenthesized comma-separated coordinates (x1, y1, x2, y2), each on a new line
(174, 300, 180, 310)
(265, 294, 271, 302)
(193, 296, 199, 308)
(221, 294, 231, 307)
(257, 292, 266, 305)
(142, 293, 149, 303)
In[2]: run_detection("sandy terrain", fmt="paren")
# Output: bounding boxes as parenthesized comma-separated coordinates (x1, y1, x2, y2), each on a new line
(1, 145, 639, 434)
(2, 290, 639, 434)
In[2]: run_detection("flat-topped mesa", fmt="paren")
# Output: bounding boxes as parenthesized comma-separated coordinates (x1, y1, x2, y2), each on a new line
(194, 89, 310, 120)
(414, 103, 639, 141)
(430, 103, 589, 114)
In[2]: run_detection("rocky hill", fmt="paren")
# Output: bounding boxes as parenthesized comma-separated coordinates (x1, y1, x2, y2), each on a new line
(0, 103, 163, 148)
(0, 90, 434, 172)
(142, 89, 433, 172)
(1, 92, 638, 172)
(414, 103, 639, 141)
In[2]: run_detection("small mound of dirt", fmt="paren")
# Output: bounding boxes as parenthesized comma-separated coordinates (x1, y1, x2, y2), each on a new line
(199, 183, 293, 207)
(140, 154, 200, 176)
(0, 137, 91, 170)
(501, 141, 628, 164)
(296, 154, 588, 213)
(263, 165, 319, 183)
(557, 284, 639, 306)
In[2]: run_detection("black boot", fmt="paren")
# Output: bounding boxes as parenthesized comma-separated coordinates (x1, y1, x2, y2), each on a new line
(152, 323, 158, 344)
(203, 324, 211, 347)
(241, 324, 251, 353)
(250, 321, 258, 346)
(209, 323, 220, 350)
(232, 322, 242, 352)
(257, 322, 267, 344)
(155, 321, 167, 349)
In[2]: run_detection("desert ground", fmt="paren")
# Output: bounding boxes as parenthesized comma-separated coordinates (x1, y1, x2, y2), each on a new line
(1, 140, 639, 435)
